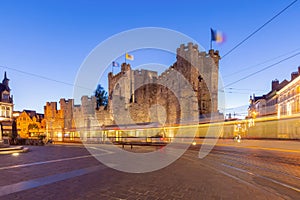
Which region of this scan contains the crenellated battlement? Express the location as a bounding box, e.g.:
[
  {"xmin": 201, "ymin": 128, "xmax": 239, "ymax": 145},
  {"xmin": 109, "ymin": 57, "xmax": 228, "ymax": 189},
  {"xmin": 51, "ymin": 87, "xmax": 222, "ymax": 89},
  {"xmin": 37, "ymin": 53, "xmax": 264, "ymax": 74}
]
[
  {"xmin": 81, "ymin": 95, "xmax": 96, "ymax": 105},
  {"xmin": 133, "ymin": 69, "xmax": 158, "ymax": 78},
  {"xmin": 45, "ymin": 102, "xmax": 57, "ymax": 111},
  {"xmin": 176, "ymin": 43, "xmax": 220, "ymax": 66},
  {"xmin": 107, "ymin": 43, "xmax": 220, "ymax": 123},
  {"xmin": 158, "ymin": 67, "xmax": 175, "ymax": 80},
  {"xmin": 177, "ymin": 42, "xmax": 200, "ymax": 57}
]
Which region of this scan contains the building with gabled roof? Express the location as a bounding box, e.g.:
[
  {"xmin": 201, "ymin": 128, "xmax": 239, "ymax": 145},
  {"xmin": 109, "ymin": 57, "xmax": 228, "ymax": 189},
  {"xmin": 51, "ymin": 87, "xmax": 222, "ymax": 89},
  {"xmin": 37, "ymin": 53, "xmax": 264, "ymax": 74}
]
[
  {"xmin": 0, "ymin": 72, "xmax": 14, "ymax": 141},
  {"xmin": 248, "ymin": 66, "xmax": 300, "ymax": 118},
  {"xmin": 15, "ymin": 110, "xmax": 45, "ymax": 138},
  {"xmin": 248, "ymin": 78, "xmax": 289, "ymax": 118}
]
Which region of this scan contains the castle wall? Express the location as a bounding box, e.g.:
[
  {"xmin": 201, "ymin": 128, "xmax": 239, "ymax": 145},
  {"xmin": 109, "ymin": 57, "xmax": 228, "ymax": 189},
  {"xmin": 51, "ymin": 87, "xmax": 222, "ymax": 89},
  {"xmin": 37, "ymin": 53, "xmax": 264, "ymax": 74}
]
[
  {"xmin": 45, "ymin": 96, "xmax": 113, "ymax": 141},
  {"xmin": 107, "ymin": 43, "xmax": 220, "ymax": 125}
]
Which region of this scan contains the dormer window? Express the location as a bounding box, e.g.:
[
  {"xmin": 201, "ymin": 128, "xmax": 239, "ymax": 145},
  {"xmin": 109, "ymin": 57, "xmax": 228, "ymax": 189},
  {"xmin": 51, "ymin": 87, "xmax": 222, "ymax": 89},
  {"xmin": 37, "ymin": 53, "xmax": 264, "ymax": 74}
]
[{"xmin": 2, "ymin": 93, "xmax": 9, "ymax": 100}]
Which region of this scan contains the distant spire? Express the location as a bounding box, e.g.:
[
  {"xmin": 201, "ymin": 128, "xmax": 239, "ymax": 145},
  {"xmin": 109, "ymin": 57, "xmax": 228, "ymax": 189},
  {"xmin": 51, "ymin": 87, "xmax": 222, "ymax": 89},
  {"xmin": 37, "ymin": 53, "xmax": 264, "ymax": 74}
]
[
  {"xmin": 2, "ymin": 71, "xmax": 9, "ymax": 87},
  {"xmin": 3, "ymin": 71, "xmax": 9, "ymax": 81}
]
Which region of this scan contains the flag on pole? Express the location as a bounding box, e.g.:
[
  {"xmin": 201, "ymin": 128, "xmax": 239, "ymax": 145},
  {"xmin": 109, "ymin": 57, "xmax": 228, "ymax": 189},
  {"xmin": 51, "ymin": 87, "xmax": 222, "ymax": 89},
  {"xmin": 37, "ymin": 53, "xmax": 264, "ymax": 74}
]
[
  {"xmin": 112, "ymin": 61, "xmax": 119, "ymax": 67},
  {"xmin": 125, "ymin": 53, "xmax": 134, "ymax": 61},
  {"xmin": 211, "ymin": 28, "xmax": 224, "ymax": 43}
]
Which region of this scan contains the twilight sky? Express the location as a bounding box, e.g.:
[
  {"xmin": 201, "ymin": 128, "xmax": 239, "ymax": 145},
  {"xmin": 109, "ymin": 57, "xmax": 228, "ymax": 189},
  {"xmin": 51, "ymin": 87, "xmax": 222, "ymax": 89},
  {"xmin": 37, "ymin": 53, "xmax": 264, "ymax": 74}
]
[{"xmin": 0, "ymin": 0, "xmax": 299, "ymax": 118}]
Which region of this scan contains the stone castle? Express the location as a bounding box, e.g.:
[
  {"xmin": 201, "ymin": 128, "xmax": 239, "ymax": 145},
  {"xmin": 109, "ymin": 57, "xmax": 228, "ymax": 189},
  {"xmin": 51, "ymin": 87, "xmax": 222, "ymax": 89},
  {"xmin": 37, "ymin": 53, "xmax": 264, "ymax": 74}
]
[
  {"xmin": 108, "ymin": 43, "xmax": 220, "ymax": 125},
  {"xmin": 44, "ymin": 43, "xmax": 220, "ymax": 141}
]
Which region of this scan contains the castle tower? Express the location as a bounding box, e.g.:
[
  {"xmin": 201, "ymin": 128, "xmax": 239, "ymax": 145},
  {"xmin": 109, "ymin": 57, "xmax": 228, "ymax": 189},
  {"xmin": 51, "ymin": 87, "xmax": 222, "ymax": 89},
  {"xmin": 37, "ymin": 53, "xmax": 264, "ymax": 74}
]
[
  {"xmin": 108, "ymin": 63, "xmax": 134, "ymax": 110},
  {"xmin": 44, "ymin": 102, "xmax": 57, "ymax": 119},
  {"xmin": 175, "ymin": 43, "xmax": 220, "ymax": 117},
  {"xmin": 59, "ymin": 99, "xmax": 74, "ymax": 129},
  {"xmin": 207, "ymin": 49, "xmax": 220, "ymax": 115}
]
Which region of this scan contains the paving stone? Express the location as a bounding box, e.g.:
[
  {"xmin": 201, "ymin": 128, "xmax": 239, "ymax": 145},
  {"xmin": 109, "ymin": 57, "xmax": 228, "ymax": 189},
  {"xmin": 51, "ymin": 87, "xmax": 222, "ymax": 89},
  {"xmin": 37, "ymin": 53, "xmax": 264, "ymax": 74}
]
[{"xmin": 0, "ymin": 144, "xmax": 298, "ymax": 199}]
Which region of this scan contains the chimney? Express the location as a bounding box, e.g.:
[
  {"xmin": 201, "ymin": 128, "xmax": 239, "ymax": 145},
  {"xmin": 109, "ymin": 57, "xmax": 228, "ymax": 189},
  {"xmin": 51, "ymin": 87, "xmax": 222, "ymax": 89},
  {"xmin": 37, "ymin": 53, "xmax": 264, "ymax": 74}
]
[
  {"xmin": 291, "ymin": 72, "xmax": 298, "ymax": 81},
  {"xmin": 272, "ymin": 79, "xmax": 279, "ymax": 91}
]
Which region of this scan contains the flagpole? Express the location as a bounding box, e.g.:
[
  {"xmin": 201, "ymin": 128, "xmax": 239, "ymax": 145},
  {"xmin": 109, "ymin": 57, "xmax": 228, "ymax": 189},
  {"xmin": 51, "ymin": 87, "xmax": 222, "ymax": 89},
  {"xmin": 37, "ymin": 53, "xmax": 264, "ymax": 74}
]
[
  {"xmin": 210, "ymin": 28, "xmax": 213, "ymax": 50},
  {"xmin": 125, "ymin": 53, "xmax": 127, "ymax": 64}
]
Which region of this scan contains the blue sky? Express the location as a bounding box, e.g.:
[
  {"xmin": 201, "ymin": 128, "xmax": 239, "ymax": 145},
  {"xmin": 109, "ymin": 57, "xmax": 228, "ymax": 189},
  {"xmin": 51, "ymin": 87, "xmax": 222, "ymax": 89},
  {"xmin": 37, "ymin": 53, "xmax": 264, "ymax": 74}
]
[{"xmin": 0, "ymin": 0, "xmax": 299, "ymax": 117}]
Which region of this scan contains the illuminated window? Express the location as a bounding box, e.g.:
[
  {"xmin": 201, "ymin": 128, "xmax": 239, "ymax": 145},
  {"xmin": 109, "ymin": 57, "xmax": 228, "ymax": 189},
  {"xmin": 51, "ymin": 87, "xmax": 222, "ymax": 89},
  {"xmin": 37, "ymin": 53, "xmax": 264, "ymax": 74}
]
[
  {"xmin": 1, "ymin": 106, "xmax": 5, "ymax": 117},
  {"xmin": 297, "ymin": 86, "xmax": 300, "ymax": 94},
  {"xmin": 6, "ymin": 107, "xmax": 10, "ymax": 118},
  {"xmin": 287, "ymin": 102, "xmax": 292, "ymax": 116}
]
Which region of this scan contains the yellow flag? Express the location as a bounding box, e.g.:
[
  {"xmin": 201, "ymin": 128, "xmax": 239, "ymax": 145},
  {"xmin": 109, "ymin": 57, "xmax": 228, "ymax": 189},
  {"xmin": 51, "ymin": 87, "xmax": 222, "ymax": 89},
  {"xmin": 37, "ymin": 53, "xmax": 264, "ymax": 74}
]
[{"xmin": 125, "ymin": 53, "xmax": 134, "ymax": 61}]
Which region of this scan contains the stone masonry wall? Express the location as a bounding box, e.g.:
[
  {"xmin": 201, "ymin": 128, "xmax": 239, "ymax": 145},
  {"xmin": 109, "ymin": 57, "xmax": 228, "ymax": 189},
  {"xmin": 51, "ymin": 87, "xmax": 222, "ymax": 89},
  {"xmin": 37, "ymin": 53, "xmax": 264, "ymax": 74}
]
[{"xmin": 108, "ymin": 43, "xmax": 220, "ymax": 125}]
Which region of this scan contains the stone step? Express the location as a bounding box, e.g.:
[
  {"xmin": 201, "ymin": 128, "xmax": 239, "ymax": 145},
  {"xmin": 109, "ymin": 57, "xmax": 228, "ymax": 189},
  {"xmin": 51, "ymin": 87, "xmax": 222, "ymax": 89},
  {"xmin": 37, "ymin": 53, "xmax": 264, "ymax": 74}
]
[
  {"xmin": 0, "ymin": 146, "xmax": 23, "ymax": 151},
  {"xmin": 0, "ymin": 146, "xmax": 29, "ymax": 154}
]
